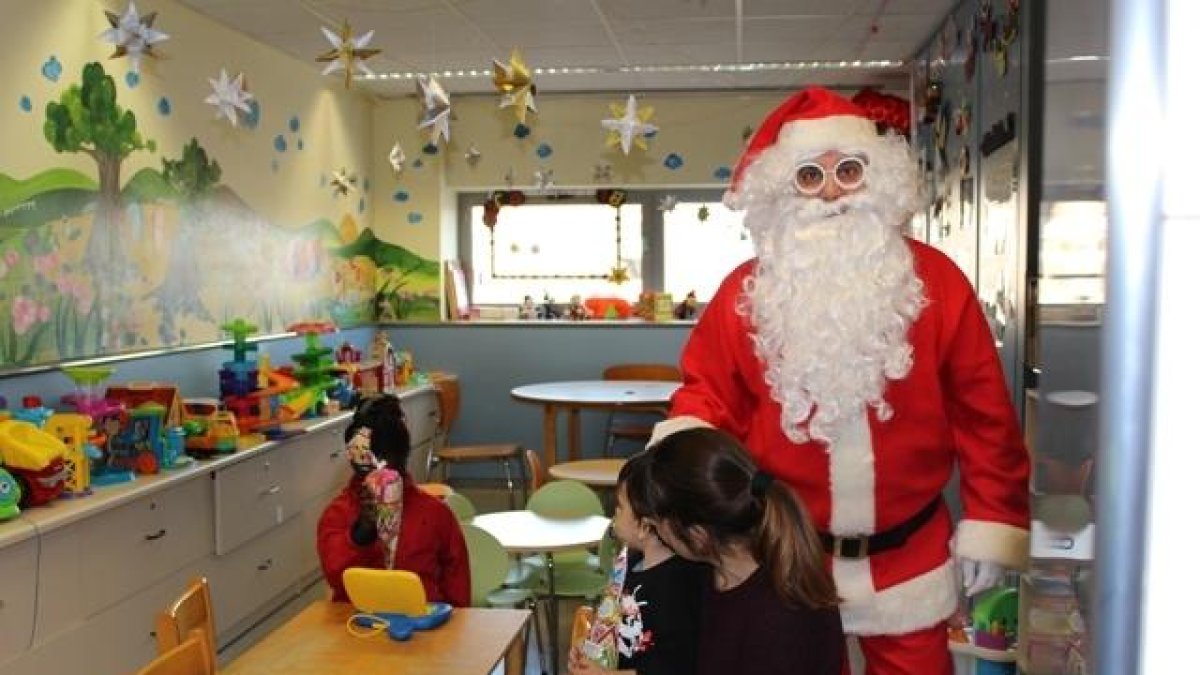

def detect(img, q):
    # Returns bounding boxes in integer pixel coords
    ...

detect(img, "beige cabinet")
[213,446,293,555]
[0,537,37,668]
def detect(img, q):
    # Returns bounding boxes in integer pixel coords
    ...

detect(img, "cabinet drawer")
[289,421,351,506]
[0,538,36,666]
[214,447,293,555]
[209,513,306,638]
[77,477,213,618]
[401,389,439,447]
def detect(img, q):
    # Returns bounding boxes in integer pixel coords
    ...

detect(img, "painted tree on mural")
[150,138,222,343]
[44,61,154,339]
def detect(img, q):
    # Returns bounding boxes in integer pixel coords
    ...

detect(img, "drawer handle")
[257,558,274,571]
[261,485,282,496]
[144,529,167,541]
[329,450,341,459]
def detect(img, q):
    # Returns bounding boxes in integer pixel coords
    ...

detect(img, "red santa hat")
[727,87,879,205]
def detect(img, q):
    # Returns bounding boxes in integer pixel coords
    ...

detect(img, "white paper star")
[601,95,658,155]
[593,163,613,182]
[416,75,452,145]
[99,1,169,75]
[204,69,253,127]
[657,195,679,212]
[534,169,555,191]
[316,21,381,89]
[464,144,482,167]
[388,142,406,175]
[330,168,358,196]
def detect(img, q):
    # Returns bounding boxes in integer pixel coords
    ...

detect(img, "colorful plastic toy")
[59,366,133,486]
[0,419,69,508]
[0,468,21,520]
[285,320,341,418]
[108,402,167,475]
[182,398,240,457]
[343,568,453,641]
[44,412,95,496]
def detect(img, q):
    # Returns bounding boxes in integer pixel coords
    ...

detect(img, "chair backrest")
[417,481,455,499]
[461,523,512,606]
[430,373,461,439]
[524,448,546,493]
[444,491,477,521]
[526,479,604,517]
[138,633,213,675]
[155,577,216,664]
[602,363,682,382]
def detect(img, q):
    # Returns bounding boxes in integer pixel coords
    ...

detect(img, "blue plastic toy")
[351,603,454,641]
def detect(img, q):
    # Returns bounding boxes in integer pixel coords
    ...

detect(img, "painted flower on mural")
[12,296,51,336]
[32,253,60,280]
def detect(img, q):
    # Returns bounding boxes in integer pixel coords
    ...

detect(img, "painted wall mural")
[0,60,381,366]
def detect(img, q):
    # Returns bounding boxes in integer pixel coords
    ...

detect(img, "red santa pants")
[843,621,954,675]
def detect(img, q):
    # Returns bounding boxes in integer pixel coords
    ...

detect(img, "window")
[1038,200,1106,305]
[458,189,749,308]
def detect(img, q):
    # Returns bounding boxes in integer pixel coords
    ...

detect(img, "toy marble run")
[284,320,342,419]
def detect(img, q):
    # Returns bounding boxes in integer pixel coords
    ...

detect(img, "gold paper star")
[492,49,537,124]
[609,266,630,284]
[315,20,381,89]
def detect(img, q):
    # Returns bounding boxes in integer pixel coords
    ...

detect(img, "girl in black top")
[569,475,707,675]
[620,427,845,675]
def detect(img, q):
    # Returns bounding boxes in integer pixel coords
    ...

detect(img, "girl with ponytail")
[621,427,844,675]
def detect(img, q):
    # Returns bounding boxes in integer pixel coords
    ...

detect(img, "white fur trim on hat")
[777,114,879,154]
[648,415,712,447]
[954,519,1030,570]
[836,558,958,636]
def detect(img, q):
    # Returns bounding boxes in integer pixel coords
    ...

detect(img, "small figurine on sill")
[674,291,698,320]
[633,291,656,321]
[566,295,591,321]
[519,295,538,320]
[538,293,561,320]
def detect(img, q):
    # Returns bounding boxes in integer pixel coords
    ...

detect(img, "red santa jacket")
[665,239,1029,636]
[317,473,471,607]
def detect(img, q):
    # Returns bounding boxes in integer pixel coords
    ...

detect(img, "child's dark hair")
[345,394,411,473]
[620,427,839,609]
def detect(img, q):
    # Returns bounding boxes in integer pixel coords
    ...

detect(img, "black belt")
[819,498,941,559]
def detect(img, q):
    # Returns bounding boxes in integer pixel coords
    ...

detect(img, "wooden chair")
[523,447,546,494]
[137,634,213,675]
[417,481,455,499]
[427,374,527,508]
[154,577,217,672]
[601,363,682,456]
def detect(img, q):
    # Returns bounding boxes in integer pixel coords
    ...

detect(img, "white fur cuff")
[648,415,713,447]
[954,520,1030,570]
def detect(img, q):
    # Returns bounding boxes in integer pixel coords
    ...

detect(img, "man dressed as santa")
[653,87,1030,674]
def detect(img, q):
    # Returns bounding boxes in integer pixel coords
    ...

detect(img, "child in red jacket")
[317,394,470,606]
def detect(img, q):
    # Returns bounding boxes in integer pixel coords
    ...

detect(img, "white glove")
[959,557,1005,597]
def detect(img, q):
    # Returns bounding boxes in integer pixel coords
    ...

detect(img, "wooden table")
[511,380,680,465]
[471,510,611,675]
[222,601,529,675]
[548,458,626,488]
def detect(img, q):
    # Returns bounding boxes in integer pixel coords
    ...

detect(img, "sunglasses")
[793,155,868,196]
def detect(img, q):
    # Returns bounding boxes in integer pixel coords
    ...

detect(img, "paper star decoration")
[492,50,537,124]
[315,20,381,89]
[330,168,358,196]
[534,169,555,191]
[99,1,169,75]
[601,95,658,155]
[416,75,452,146]
[593,163,613,182]
[657,195,679,212]
[204,69,253,127]
[609,266,630,284]
[388,142,406,175]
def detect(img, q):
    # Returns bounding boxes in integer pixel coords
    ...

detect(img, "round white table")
[511,380,680,465]
[548,458,626,488]
[471,510,611,675]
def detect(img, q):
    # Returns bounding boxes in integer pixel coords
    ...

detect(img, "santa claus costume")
[655,88,1030,675]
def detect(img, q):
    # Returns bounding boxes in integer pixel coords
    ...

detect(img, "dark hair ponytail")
[344,394,411,474]
[621,427,838,609]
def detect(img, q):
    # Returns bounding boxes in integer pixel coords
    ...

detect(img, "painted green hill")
[122,167,179,203]
[334,228,438,275]
[0,168,96,213]
[298,217,342,247]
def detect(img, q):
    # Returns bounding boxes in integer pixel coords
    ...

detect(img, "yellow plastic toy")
[44,413,93,496]
[343,568,427,617]
[0,420,67,471]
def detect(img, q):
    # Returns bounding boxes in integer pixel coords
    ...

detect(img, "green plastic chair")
[462,523,547,673]
[523,480,605,575]
[444,492,477,521]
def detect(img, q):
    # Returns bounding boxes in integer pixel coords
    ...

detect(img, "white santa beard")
[740,194,925,445]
